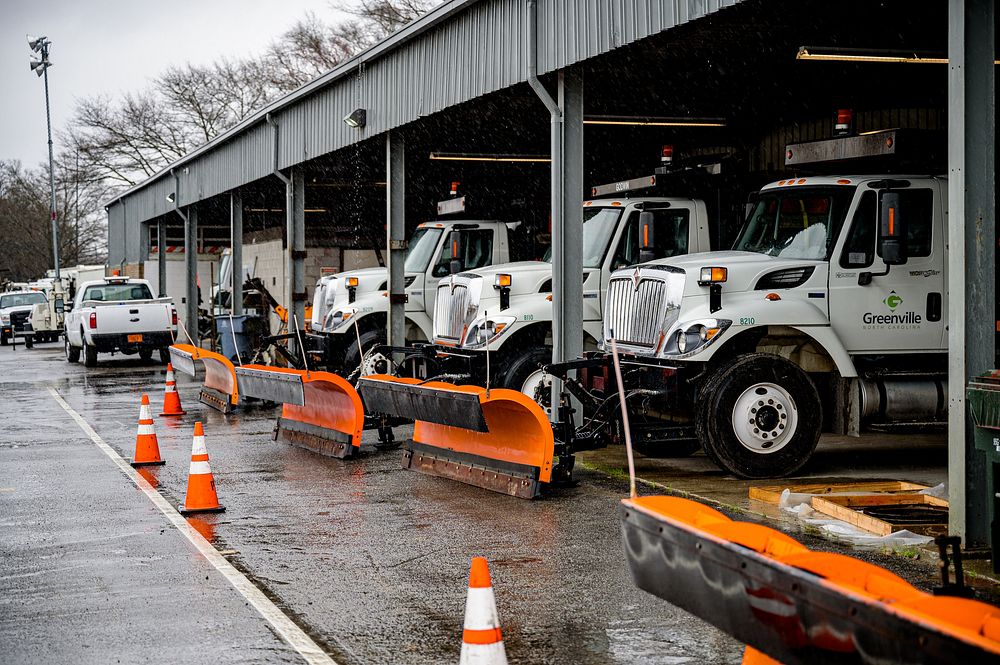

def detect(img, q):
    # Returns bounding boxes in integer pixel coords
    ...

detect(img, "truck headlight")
[663,319,731,357]
[0,315,8,325]
[325,308,355,331]
[463,315,516,349]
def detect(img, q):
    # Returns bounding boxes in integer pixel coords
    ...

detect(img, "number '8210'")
[738,317,756,326]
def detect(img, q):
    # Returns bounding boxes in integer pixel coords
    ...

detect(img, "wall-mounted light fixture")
[429,152,550,163]
[343,108,367,128]
[796,45,999,64]
[584,115,726,127]
[166,192,176,204]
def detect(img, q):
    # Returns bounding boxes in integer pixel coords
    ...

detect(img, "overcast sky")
[2,1,348,167]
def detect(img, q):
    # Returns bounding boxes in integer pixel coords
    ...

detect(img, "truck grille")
[435,283,470,340]
[10,311,30,332]
[605,276,670,348]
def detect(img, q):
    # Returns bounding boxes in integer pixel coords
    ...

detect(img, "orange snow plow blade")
[235,365,363,459]
[358,375,554,499]
[169,344,239,413]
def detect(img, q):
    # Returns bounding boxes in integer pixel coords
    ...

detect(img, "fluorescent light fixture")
[584,115,726,127]
[797,45,1000,64]
[247,208,328,213]
[343,108,366,128]
[429,152,551,163]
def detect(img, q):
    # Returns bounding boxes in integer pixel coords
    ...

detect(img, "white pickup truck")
[65,277,178,367]
[1,291,47,347]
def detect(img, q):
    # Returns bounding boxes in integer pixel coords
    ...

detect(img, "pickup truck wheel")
[65,336,80,363]
[159,348,171,364]
[697,353,820,479]
[139,348,153,362]
[497,347,551,404]
[83,340,98,367]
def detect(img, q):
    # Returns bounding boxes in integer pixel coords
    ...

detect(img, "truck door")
[828,184,945,353]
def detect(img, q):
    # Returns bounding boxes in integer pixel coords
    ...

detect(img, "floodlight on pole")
[27,34,61,291]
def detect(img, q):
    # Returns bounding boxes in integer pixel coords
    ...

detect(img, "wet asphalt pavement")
[0,342,742,664]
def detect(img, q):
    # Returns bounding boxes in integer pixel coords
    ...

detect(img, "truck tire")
[696,353,821,479]
[84,339,98,367]
[343,330,387,377]
[496,347,551,402]
[0,332,7,346]
[139,348,153,362]
[65,336,80,363]
[159,348,171,364]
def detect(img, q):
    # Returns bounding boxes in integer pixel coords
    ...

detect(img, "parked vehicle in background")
[1,291,47,347]
[24,280,67,344]
[64,276,178,367]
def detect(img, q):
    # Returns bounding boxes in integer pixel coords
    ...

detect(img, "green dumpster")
[966,371,1000,572]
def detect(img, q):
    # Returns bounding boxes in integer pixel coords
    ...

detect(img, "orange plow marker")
[620,495,1000,664]
[358,375,554,499]
[168,344,239,413]
[235,365,364,459]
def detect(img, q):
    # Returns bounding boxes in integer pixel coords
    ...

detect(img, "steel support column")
[231,192,243,316]
[948,0,995,546]
[184,206,199,344]
[291,167,306,343]
[386,132,406,355]
[551,69,585,410]
[157,218,167,297]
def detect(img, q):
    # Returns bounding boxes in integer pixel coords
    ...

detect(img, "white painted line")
[47,386,338,665]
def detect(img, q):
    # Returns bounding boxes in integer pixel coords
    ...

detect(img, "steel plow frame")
[169,344,239,413]
[358,375,554,499]
[235,365,364,459]
[619,495,1000,664]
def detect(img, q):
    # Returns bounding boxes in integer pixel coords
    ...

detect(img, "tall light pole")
[28,35,61,289]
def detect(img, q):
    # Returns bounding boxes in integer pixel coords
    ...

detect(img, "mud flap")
[169,344,239,413]
[358,375,554,499]
[236,365,363,459]
[620,496,1000,664]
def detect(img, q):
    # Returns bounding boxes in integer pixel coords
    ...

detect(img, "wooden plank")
[810,494,948,536]
[749,481,930,504]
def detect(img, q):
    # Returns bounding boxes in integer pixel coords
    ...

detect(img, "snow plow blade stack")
[358,375,554,499]
[235,365,363,459]
[168,344,239,413]
[620,495,1000,664]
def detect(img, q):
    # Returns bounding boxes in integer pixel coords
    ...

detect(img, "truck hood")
[644,251,826,295]
[463,261,553,296]
[0,305,35,316]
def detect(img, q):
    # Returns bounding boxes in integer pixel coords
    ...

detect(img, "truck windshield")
[733,186,855,260]
[83,283,153,301]
[543,207,622,268]
[0,293,46,308]
[404,228,443,273]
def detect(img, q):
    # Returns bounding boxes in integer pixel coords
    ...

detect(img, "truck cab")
[0,291,48,347]
[425,187,713,396]
[599,171,948,478]
[310,216,518,375]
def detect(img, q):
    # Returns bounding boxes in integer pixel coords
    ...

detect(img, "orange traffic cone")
[160,363,186,416]
[459,557,508,665]
[131,394,165,467]
[179,422,225,515]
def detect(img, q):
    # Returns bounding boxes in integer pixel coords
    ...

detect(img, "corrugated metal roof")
[110,0,740,228]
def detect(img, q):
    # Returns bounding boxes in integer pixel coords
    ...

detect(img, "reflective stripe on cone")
[459,557,507,665]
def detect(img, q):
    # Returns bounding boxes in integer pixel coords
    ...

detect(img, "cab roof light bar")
[584,115,726,127]
[429,152,550,163]
[797,45,1000,65]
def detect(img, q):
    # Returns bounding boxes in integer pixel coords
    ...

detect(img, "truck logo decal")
[631,268,642,291]
[883,291,903,312]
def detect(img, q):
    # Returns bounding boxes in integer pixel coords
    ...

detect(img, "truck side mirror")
[448,230,463,275]
[55,298,65,314]
[879,192,907,265]
[638,211,655,264]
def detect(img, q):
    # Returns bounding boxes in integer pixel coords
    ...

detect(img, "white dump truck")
[408,174,715,397]
[551,150,948,477]
[307,193,542,375]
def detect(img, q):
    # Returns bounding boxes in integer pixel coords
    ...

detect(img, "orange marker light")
[888,207,895,236]
[765,293,782,301]
[699,267,728,284]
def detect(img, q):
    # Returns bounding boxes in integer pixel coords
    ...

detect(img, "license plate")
[127,334,143,343]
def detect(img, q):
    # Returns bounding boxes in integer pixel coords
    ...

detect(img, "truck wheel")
[159,348,171,364]
[84,340,98,367]
[65,336,80,363]
[497,347,551,402]
[343,330,387,376]
[0,333,7,346]
[139,348,153,362]
[696,353,821,479]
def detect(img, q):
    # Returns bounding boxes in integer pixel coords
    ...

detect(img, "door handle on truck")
[129,309,139,314]
[926,292,942,322]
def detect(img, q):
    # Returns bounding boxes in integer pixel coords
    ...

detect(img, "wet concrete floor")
[0,343,743,664]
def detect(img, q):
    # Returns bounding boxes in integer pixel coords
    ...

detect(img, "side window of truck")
[841,189,933,268]
[431,230,494,277]
[611,209,690,270]
[890,189,933,259]
[839,191,877,268]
